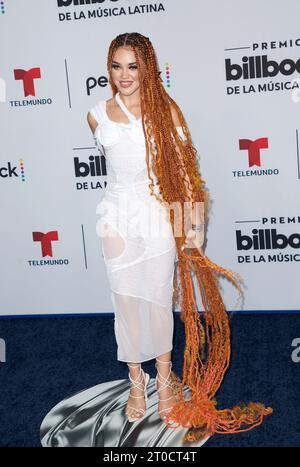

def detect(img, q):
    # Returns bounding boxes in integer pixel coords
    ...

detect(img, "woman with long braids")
[87,32,272,443]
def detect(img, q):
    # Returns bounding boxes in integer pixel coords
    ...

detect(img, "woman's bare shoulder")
[86,110,98,134]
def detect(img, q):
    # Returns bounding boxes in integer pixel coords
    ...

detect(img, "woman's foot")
[125,363,148,422]
[155,358,177,421]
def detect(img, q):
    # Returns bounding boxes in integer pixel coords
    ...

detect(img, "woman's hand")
[181,228,205,256]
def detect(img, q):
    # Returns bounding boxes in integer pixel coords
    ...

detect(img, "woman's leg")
[125,362,147,420]
[155,350,177,420]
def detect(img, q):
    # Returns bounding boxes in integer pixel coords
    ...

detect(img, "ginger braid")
[106,33,273,443]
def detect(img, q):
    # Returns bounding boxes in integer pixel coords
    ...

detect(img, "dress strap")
[115,92,141,123]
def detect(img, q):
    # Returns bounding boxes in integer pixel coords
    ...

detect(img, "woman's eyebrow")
[112,60,137,65]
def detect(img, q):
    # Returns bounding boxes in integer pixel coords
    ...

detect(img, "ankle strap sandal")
[126,363,150,423]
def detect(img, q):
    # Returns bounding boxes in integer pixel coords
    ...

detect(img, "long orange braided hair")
[107,32,272,443]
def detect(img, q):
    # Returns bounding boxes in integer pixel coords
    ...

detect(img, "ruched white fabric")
[90,92,186,363]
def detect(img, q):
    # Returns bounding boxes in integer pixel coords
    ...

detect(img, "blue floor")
[0,312,299,447]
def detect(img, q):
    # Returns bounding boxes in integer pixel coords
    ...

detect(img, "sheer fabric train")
[90,92,186,363]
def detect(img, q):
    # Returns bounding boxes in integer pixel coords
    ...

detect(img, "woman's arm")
[170,105,205,252]
[87,111,98,134]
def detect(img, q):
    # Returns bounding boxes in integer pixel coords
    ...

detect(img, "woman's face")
[111,46,144,96]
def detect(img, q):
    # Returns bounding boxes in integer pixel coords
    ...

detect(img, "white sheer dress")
[90,92,185,363]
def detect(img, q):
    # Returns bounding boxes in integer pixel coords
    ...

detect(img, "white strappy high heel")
[125,363,150,423]
[155,358,176,422]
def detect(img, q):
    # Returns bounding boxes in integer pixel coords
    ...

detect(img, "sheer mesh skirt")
[96,189,177,363]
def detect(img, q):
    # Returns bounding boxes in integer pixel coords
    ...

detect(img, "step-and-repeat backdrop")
[1,0,299,315]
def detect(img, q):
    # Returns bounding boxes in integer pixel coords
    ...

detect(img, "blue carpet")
[0,312,299,447]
